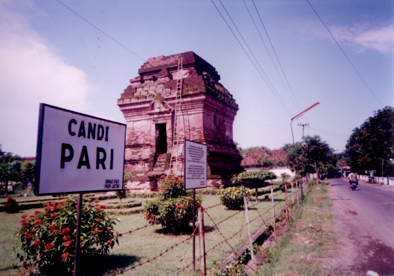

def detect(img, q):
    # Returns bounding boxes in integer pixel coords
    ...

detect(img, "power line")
[305,0,383,107]
[57,0,145,61]
[250,0,302,112]
[210,0,293,115]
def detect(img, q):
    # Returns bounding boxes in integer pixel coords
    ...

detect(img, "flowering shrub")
[158,174,187,199]
[14,196,119,273]
[218,185,250,210]
[142,174,201,234]
[4,196,19,213]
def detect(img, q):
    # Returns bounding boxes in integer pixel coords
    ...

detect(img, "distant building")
[241,149,294,180]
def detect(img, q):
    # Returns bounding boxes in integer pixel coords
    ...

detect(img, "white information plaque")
[35,104,126,195]
[184,140,207,190]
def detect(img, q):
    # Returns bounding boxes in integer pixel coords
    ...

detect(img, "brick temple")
[117,52,243,191]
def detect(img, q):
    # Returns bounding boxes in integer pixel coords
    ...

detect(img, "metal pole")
[193,189,196,271]
[291,120,303,200]
[73,193,83,276]
[271,187,277,241]
[243,195,255,265]
[382,158,384,177]
[198,207,206,276]
[285,185,289,225]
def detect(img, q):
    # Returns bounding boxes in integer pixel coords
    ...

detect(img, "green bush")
[142,174,201,234]
[14,196,120,273]
[4,196,19,213]
[218,185,250,210]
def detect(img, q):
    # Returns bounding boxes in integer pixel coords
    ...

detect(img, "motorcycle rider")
[348,170,358,188]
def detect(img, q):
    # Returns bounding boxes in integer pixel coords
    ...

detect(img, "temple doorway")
[155,124,167,154]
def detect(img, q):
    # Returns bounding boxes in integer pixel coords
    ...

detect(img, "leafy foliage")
[345,106,394,176]
[142,174,201,234]
[218,185,250,210]
[232,169,277,183]
[4,196,19,213]
[14,196,119,273]
[283,135,336,179]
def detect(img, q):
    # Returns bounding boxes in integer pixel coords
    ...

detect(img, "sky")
[0,0,393,157]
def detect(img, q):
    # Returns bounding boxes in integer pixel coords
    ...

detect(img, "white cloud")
[299,19,394,54]
[352,26,394,53]
[0,4,93,156]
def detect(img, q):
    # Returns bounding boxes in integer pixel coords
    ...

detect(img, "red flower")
[39,253,44,258]
[59,201,66,206]
[23,234,31,239]
[159,175,165,179]
[34,219,42,225]
[53,229,59,234]
[100,205,107,209]
[169,180,174,184]
[52,205,59,210]
[31,240,41,246]
[51,202,56,206]
[34,210,41,215]
[48,225,56,230]
[64,240,72,247]
[45,243,53,250]
[93,228,100,234]
[7,196,12,200]
[50,213,58,218]
[62,252,69,259]
[30,228,35,233]
[44,206,51,211]
[29,215,35,219]
[47,200,51,204]
[96,207,101,211]
[62,227,70,234]
[22,261,26,266]
[108,241,112,245]
[21,219,27,224]
[94,199,99,203]
[96,218,102,222]
[62,235,71,241]
[21,214,28,219]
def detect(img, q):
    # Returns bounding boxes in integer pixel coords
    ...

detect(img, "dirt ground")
[329,183,394,276]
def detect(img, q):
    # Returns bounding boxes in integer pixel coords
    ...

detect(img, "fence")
[102,181,309,276]
[358,175,394,186]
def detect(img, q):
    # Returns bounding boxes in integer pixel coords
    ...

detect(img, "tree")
[302,136,333,179]
[283,135,334,179]
[345,106,394,176]
[21,161,35,188]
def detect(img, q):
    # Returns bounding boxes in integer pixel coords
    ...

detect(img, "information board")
[184,140,207,190]
[35,104,126,195]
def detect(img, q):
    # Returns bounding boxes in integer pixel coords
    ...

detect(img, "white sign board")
[184,140,207,190]
[35,104,126,195]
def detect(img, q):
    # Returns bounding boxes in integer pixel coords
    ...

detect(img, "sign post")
[35,103,126,275]
[184,140,207,271]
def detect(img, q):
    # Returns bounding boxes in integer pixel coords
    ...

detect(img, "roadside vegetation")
[257,181,339,276]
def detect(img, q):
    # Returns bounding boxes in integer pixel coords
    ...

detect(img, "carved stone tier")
[117,52,243,191]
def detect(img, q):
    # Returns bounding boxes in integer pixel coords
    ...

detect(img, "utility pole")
[298,123,309,139]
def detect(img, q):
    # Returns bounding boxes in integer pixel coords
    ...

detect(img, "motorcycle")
[349,180,358,190]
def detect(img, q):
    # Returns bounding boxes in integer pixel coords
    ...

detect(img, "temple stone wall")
[118,52,243,191]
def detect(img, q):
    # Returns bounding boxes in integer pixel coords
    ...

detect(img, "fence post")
[243,195,255,266]
[291,183,294,204]
[285,185,289,225]
[271,187,277,241]
[198,207,206,276]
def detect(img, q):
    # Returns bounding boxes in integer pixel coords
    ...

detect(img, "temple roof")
[138,51,220,81]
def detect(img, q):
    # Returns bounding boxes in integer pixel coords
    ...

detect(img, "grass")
[0,186,293,276]
[257,182,338,276]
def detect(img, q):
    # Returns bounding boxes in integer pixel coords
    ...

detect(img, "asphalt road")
[327,177,394,275]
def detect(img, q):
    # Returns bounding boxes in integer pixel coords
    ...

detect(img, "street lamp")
[290,102,320,199]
